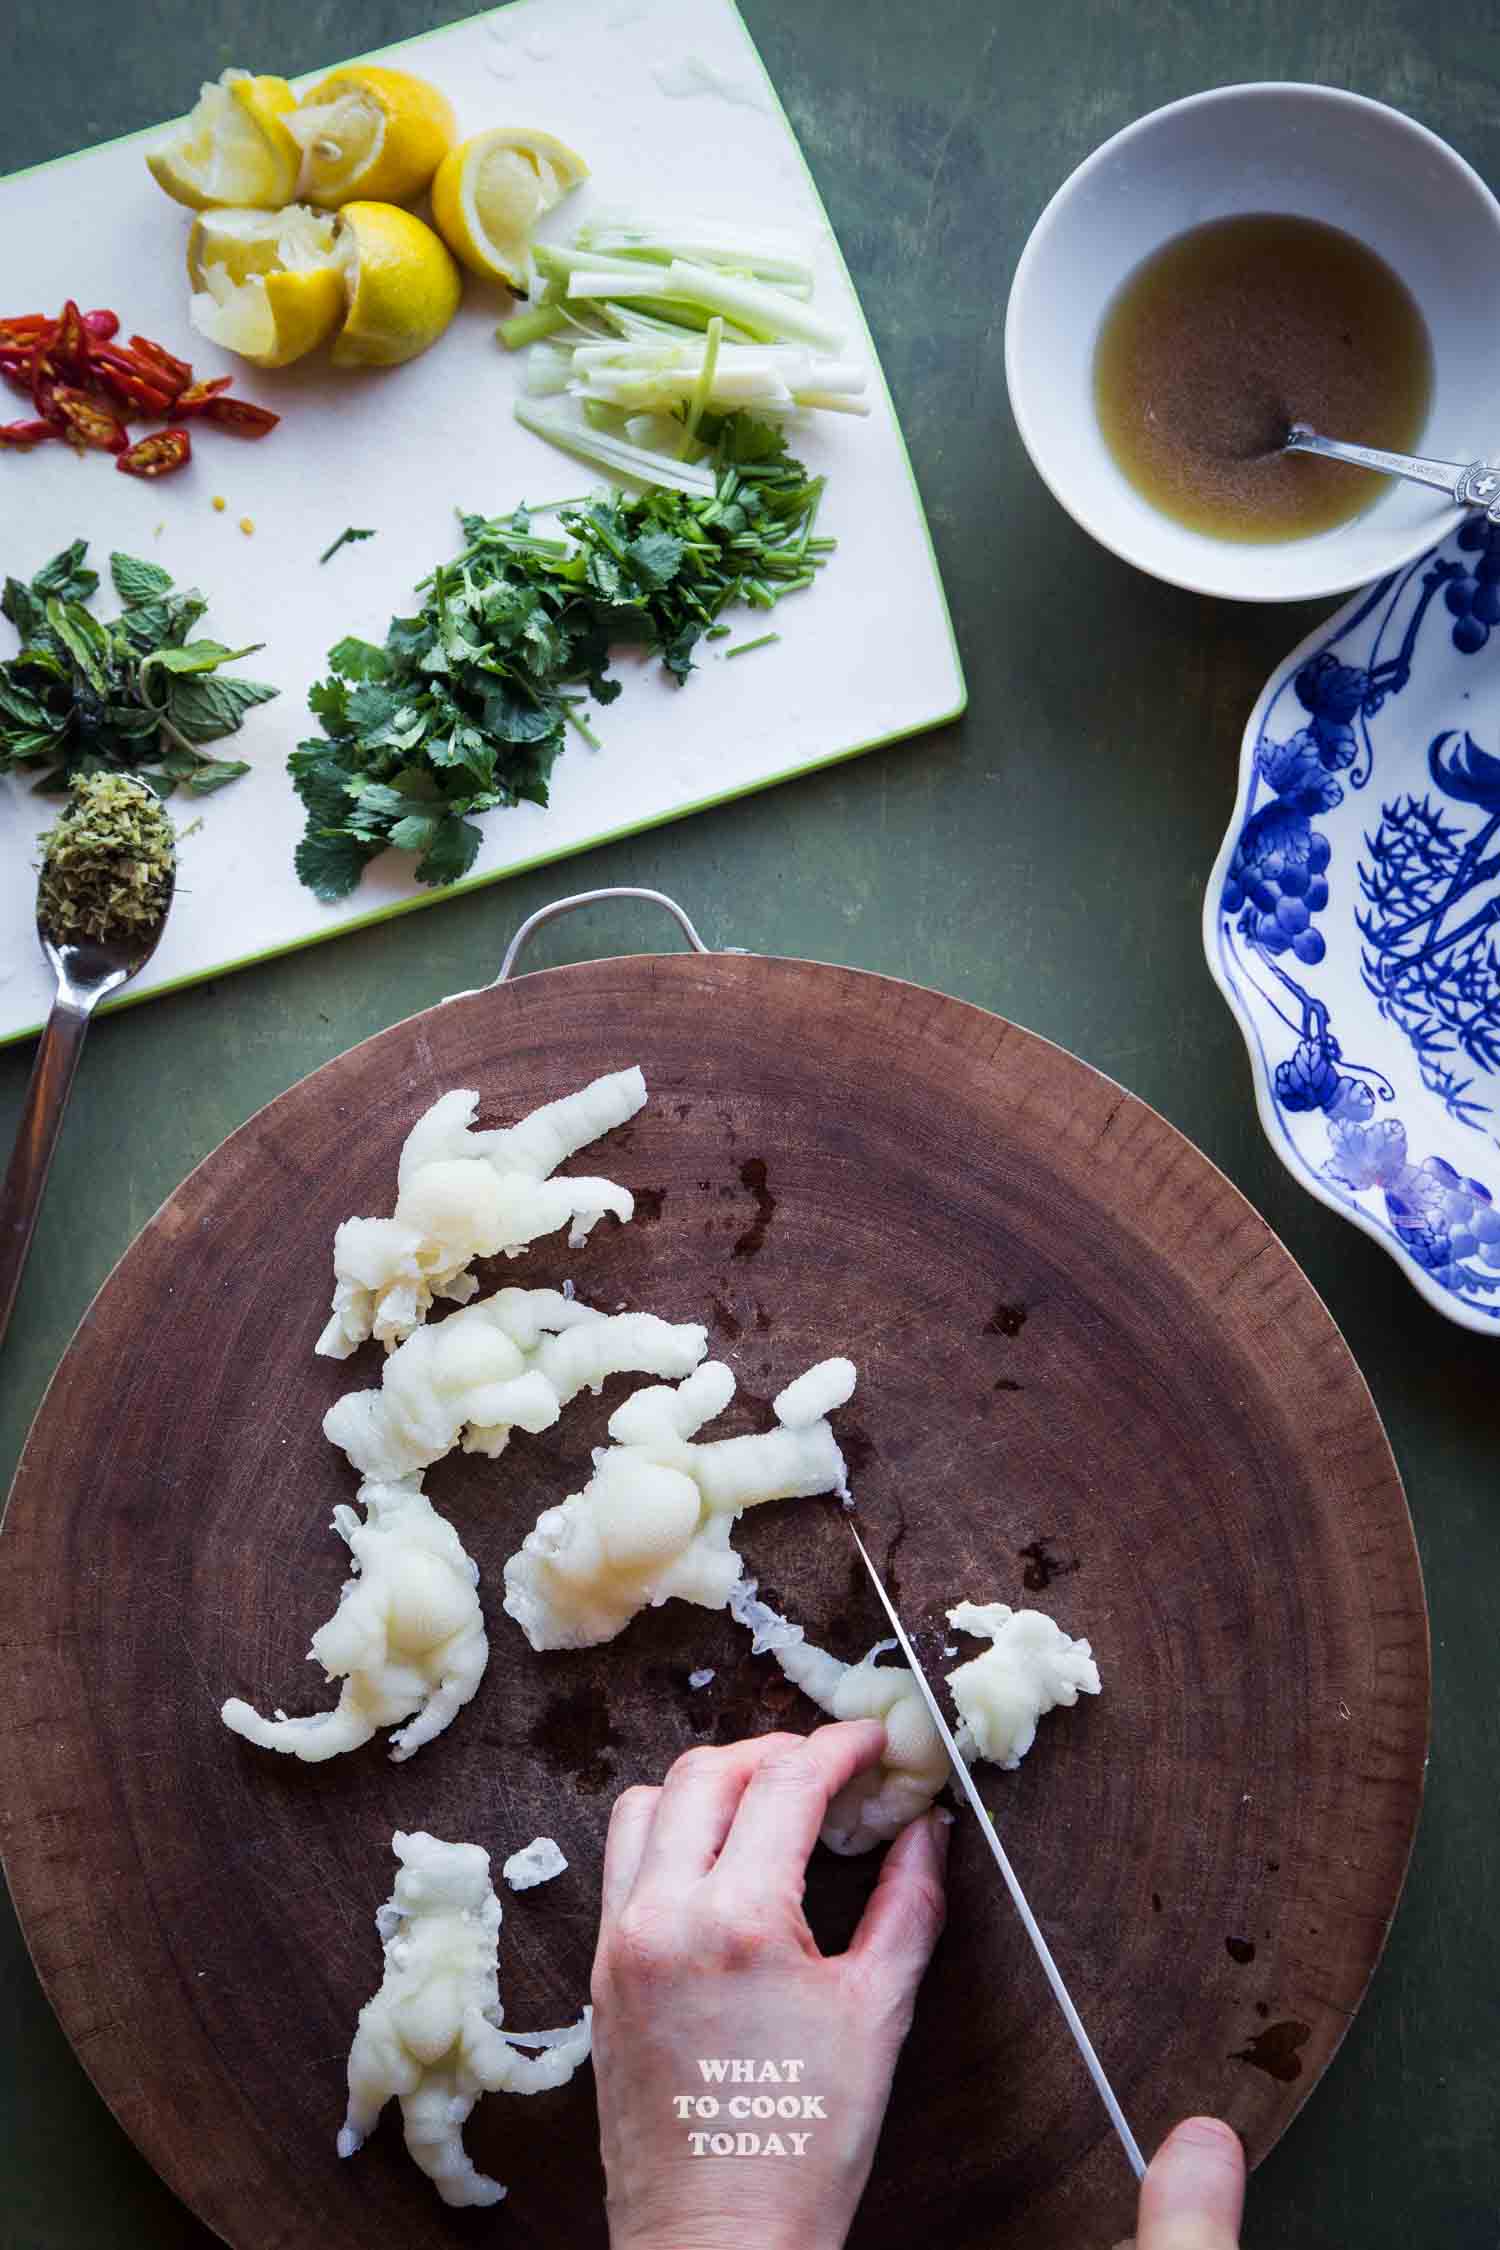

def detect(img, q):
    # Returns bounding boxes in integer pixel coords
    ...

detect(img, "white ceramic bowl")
[1006,83,1500,602]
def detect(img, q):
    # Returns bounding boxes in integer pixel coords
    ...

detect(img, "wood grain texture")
[0,954,1428,2249]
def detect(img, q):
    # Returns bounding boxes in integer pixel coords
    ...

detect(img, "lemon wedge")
[286,64,457,208]
[146,70,301,211]
[188,206,344,368]
[331,202,463,366]
[430,128,589,287]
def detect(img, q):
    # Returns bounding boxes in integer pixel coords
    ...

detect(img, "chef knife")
[845,1522,1146,2181]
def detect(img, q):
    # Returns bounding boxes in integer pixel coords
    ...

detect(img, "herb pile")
[36,772,176,945]
[290,413,833,900]
[0,541,278,797]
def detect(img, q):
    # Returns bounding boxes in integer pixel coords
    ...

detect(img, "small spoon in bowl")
[0,881,174,1353]
[1284,424,1500,521]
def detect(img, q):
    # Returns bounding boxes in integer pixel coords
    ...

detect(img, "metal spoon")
[0,885,173,1353]
[1285,424,1500,521]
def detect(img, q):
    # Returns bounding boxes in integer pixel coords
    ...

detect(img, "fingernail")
[1142,2114,1246,2244]
[1172,2117,1243,2155]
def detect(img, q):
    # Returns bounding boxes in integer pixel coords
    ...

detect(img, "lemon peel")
[332,202,463,368]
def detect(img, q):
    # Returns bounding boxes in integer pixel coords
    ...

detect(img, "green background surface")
[1,3,1496,2244]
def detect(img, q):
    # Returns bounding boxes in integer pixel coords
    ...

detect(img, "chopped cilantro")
[291,412,834,897]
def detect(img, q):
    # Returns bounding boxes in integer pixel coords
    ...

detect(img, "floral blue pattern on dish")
[1209,518,1500,1327]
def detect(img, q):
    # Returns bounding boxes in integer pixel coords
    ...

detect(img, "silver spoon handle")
[0,996,95,1355]
[1285,423,1500,514]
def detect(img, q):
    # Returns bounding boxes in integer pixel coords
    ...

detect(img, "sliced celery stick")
[514,398,716,496]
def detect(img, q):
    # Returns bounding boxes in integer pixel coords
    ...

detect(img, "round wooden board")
[0,953,1428,2249]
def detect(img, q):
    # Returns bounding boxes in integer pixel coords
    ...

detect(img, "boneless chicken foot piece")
[502,1355,858,1651]
[339,1830,591,2208]
[220,1479,488,1763]
[317,1067,648,1358]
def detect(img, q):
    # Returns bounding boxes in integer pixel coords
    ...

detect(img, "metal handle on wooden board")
[444,888,720,1002]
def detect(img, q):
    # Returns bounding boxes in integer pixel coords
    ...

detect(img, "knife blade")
[845,1522,1146,2181]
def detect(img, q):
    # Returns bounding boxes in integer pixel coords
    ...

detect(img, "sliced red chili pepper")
[29,345,63,427]
[172,376,234,415]
[49,301,91,381]
[0,418,62,448]
[90,345,176,417]
[127,333,193,399]
[82,308,120,342]
[0,314,52,351]
[116,426,192,478]
[51,385,129,453]
[197,394,280,437]
[29,301,91,424]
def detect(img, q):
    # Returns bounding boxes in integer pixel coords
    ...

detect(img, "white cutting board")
[0,0,963,1047]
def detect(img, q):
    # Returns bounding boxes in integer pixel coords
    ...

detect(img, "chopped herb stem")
[724,632,780,659]
[497,304,569,351]
[319,526,376,564]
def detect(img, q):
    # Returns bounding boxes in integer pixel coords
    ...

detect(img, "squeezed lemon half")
[332,202,463,366]
[430,127,589,287]
[147,70,301,211]
[188,205,345,368]
[286,64,457,208]
[187,199,462,370]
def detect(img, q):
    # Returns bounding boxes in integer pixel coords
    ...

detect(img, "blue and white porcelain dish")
[1206,519,1500,1331]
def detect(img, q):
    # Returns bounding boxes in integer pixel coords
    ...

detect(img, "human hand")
[1129,2116,1246,2249]
[590,1722,950,2250]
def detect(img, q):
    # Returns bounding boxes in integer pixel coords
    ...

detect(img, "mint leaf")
[101,701,160,741]
[118,591,208,655]
[45,598,111,688]
[2,577,44,643]
[32,541,100,604]
[186,756,251,795]
[110,552,174,604]
[148,639,264,676]
[0,678,56,732]
[165,672,278,745]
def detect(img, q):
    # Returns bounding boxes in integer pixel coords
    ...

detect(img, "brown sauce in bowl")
[1093,213,1433,542]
